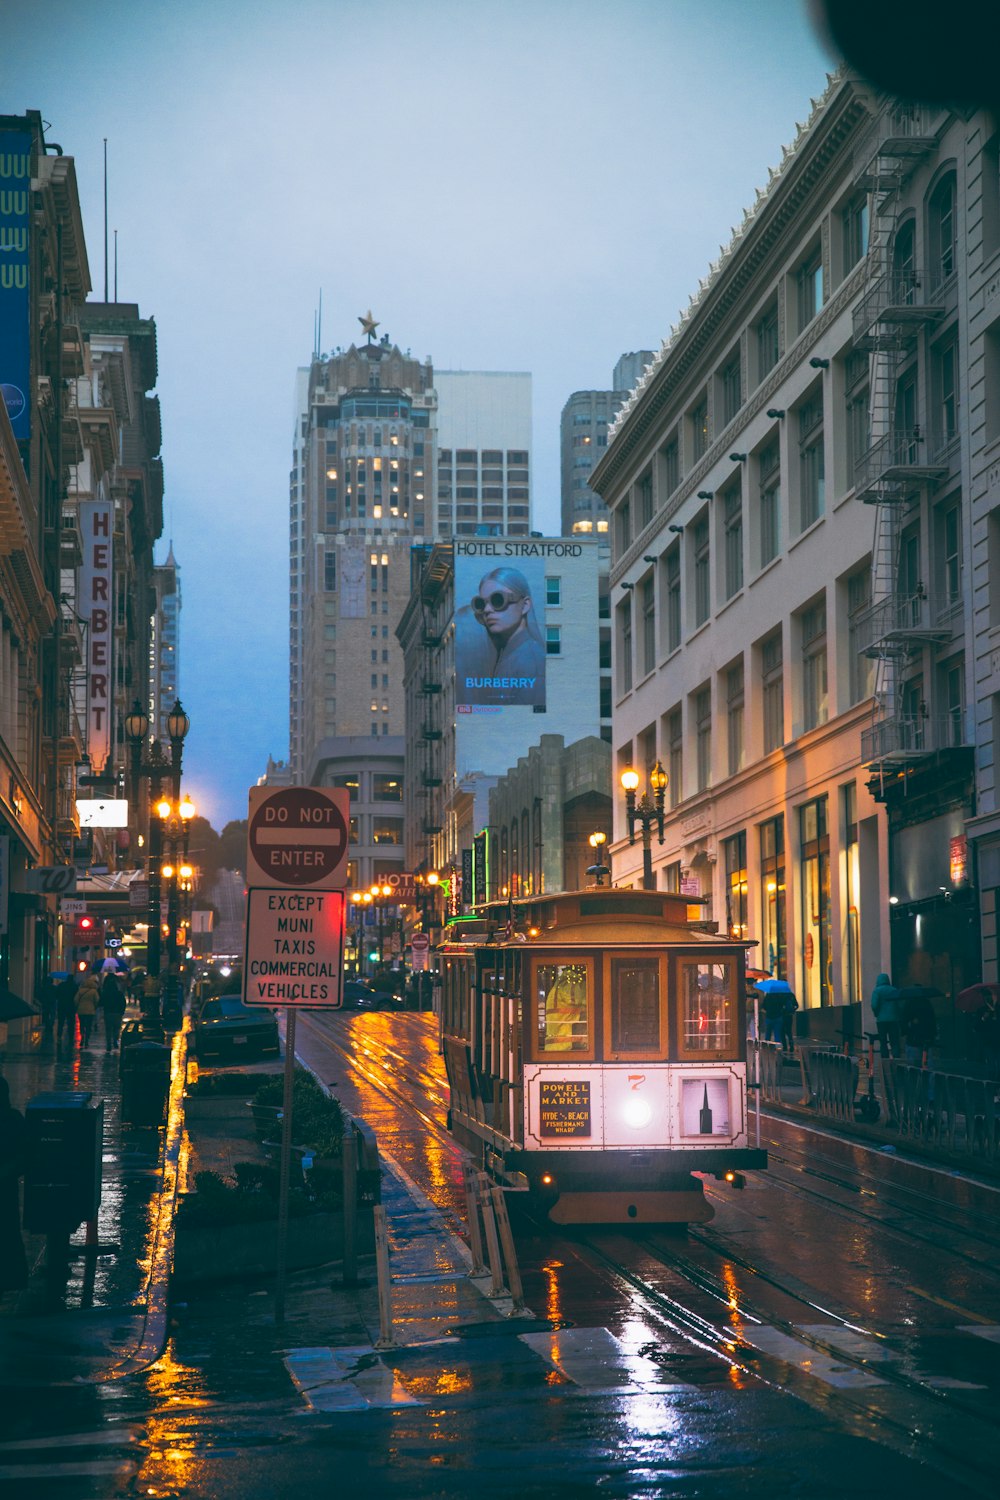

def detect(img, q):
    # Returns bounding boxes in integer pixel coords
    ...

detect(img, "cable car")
[439,886,766,1224]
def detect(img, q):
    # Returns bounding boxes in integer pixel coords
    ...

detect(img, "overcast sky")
[3,1,836,829]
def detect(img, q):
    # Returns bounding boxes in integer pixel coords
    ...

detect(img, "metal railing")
[861,713,965,763]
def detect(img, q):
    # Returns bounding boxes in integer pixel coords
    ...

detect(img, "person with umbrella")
[755,977,796,1048]
[100,965,127,1053]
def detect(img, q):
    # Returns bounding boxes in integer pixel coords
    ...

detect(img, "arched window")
[891,218,916,303]
[928,172,957,291]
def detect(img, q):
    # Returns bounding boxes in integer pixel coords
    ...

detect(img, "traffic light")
[72,915,105,947]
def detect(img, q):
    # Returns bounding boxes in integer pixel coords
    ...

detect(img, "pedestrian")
[56,974,77,1043]
[38,971,60,1033]
[419,969,433,1012]
[901,988,937,1069]
[100,969,127,1053]
[761,988,786,1045]
[780,988,799,1054]
[0,1077,28,1301]
[870,972,902,1059]
[74,972,100,1049]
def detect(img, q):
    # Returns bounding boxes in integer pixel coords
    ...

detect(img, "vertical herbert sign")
[79,500,114,773]
[244,786,351,1009]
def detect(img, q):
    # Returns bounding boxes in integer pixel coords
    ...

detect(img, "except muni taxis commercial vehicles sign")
[246,786,349,890]
[243,888,346,1009]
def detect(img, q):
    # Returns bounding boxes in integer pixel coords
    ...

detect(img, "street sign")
[411,931,430,972]
[24,866,77,895]
[129,881,149,910]
[243,887,346,1008]
[60,898,86,917]
[411,933,430,951]
[246,786,350,890]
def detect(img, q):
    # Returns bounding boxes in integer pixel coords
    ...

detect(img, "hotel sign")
[79,500,114,772]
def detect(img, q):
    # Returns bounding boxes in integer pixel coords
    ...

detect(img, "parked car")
[192,997,280,1062]
[341,979,398,1011]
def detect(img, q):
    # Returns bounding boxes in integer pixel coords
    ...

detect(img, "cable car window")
[535,961,592,1056]
[678,961,733,1055]
[609,957,661,1054]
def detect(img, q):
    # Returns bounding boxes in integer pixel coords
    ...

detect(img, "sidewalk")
[0,1013,185,1386]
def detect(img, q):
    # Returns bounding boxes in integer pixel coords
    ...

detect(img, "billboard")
[454,544,546,708]
[0,130,32,442]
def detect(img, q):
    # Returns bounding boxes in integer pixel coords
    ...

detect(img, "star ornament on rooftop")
[359,309,379,341]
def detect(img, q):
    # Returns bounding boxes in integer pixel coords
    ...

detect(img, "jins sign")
[80,500,113,771]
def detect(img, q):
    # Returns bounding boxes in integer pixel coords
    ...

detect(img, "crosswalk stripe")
[518,1327,693,1392]
[0,1458,136,1479]
[739,1326,887,1388]
[959,1323,1000,1344]
[0,1428,141,1452]
[284,1346,424,1411]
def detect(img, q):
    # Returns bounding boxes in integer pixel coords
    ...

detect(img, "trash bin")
[23,1092,104,1234]
[121,1039,171,1126]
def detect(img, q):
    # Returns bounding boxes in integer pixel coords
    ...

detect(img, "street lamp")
[587,831,610,887]
[369,882,394,969]
[620,760,668,891]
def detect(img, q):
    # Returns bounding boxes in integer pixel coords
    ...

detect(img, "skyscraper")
[560,351,653,536]
[150,543,180,740]
[433,370,532,538]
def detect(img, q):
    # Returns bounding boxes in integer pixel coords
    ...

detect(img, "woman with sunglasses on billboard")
[457,566,546,706]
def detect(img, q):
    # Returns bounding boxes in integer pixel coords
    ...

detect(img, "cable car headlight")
[623,1096,652,1129]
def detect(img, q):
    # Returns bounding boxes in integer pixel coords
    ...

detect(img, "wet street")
[2,1011,1000,1496]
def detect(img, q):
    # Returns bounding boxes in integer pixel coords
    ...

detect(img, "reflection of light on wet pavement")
[541,1258,564,1325]
[136,1342,213,1496]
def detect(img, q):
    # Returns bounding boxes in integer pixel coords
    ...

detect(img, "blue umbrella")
[754,978,793,996]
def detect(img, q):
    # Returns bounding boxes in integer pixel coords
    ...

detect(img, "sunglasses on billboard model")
[472,591,524,612]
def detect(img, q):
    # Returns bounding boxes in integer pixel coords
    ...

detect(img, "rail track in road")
[289,1010,1000,1493]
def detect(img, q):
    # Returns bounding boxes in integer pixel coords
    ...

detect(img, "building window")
[939,499,963,610]
[546,626,562,656]
[726,660,745,776]
[690,397,709,462]
[694,686,712,792]
[373,774,402,801]
[935,338,959,453]
[759,440,780,566]
[662,436,680,495]
[796,247,824,331]
[929,171,957,291]
[637,471,654,529]
[798,393,825,529]
[842,192,869,273]
[724,831,748,940]
[800,599,828,731]
[720,354,742,427]
[666,543,681,653]
[332,773,359,802]
[723,481,743,600]
[641,576,656,676]
[942,656,965,745]
[847,567,875,704]
[618,597,632,695]
[693,516,710,628]
[759,816,786,979]
[617,497,632,558]
[545,576,561,606]
[844,348,870,485]
[799,797,831,1009]
[668,707,683,808]
[373,818,403,845]
[324,552,337,591]
[756,301,779,382]
[761,630,784,753]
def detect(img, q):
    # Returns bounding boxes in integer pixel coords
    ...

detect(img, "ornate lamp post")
[587,831,610,887]
[124,697,191,1030]
[369,882,394,968]
[620,760,668,891]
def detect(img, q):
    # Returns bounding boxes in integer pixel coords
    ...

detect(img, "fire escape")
[415,548,449,867]
[849,102,957,777]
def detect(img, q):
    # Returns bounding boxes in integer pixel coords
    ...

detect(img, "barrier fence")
[751,1040,1000,1164]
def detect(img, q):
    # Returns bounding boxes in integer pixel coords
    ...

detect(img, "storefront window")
[724,831,748,940]
[799,797,832,1007]
[759,817,786,978]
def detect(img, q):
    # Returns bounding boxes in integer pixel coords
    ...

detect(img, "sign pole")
[274,1007,297,1323]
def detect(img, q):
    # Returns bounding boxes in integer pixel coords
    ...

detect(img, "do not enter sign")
[247,786,350,889]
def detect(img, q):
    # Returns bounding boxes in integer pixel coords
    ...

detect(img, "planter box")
[172,1206,374,1286]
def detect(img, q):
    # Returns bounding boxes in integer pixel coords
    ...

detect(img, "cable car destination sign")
[244,786,350,1009]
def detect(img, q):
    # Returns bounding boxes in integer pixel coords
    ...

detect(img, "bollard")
[373,1205,395,1348]
[341,1130,358,1287]
[464,1164,486,1274]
